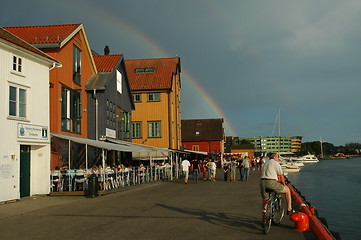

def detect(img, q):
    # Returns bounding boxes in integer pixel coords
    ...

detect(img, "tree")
[300,141,335,156]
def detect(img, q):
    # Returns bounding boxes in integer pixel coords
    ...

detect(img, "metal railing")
[50,165,174,192]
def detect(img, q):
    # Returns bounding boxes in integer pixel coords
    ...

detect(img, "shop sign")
[18,123,48,141]
[106,128,116,138]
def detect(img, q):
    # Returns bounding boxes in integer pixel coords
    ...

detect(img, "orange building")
[5,24,97,168]
[125,57,182,150]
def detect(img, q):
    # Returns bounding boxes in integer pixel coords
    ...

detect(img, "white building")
[0,28,61,202]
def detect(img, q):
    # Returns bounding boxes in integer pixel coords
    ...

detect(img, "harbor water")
[286,157,361,240]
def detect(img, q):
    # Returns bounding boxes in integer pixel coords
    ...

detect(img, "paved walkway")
[0,169,317,240]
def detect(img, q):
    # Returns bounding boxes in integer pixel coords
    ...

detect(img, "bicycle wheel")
[273,194,285,225]
[262,203,272,234]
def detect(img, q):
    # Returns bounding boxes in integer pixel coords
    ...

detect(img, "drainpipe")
[93,89,98,140]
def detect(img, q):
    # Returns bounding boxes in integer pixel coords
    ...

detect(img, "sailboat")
[274,109,302,173]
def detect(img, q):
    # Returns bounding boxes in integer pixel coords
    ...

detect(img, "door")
[20,145,31,198]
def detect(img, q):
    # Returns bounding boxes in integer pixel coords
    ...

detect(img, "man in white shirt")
[181,158,191,184]
[260,153,294,214]
[209,160,217,181]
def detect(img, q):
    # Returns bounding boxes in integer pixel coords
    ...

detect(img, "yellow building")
[125,57,181,150]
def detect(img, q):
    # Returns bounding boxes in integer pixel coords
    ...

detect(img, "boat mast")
[278,108,281,154]
[320,136,324,158]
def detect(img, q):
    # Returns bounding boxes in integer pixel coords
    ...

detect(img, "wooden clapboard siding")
[126,57,181,150]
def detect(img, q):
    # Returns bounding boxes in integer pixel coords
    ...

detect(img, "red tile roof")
[182,118,225,141]
[125,57,180,90]
[3,24,81,45]
[0,27,59,63]
[93,54,122,72]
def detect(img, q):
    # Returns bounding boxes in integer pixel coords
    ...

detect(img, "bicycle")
[262,189,285,234]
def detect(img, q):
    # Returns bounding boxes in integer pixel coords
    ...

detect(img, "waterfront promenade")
[0,170,317,240]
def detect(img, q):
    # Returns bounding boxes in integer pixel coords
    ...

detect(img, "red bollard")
[309,206,317,215]
[290,212,310,231]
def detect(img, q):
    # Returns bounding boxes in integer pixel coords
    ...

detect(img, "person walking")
[223,162,229,181]
[238,157,244,181]
[181,158,191,184]
[241,156,251,181]
[191,159,201,183]
[229,158,237,181]
[209,160,217,181]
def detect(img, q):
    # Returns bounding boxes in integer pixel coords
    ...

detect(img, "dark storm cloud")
[2,0,361,145]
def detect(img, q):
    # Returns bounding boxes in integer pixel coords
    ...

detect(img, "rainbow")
[54,0,238,136]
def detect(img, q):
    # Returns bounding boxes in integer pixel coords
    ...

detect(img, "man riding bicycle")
[260,153,295,215]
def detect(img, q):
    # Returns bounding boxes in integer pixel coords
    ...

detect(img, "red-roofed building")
[125,57,182,150]
[86,50,135,141]
[0,27,61,202]
[181,118,225,157]
[5,24,97,169]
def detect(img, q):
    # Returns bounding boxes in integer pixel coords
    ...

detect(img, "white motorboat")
[284,166,301,173]
[280,161,301,173]
[279,152,304,167]
[294,154,319,163]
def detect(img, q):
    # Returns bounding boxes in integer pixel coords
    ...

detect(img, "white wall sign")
[106,128,116,138]
[0,164,12,179]
[18,123,48,141]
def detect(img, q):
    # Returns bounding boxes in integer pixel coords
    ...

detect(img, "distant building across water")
[227,136,302,156]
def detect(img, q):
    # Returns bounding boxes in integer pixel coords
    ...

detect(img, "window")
[148,121,161,138]
[73,45,81,85]
[144,67,154,73]
[107,100,116,129]
[147,92,160,102]
[116,70,122,94]
[9,86,26,118]
[192,145,199,151]
[19,89,26,117]
[195,131,200,136]
[12,56,22,73]
[132,122,142,139]
[135,67,154,73]
[61,86,81,133]
[133,93,141,103]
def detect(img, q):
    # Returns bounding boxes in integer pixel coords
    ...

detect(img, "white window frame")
[132,122,142,139]
[133,93,141,103]
[12,55,22,72]
[148,121,161,138]
[147,92,160,102]
[116,70,122,94]
[8,85,27,119]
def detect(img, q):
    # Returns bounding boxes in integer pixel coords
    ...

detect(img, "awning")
[183,149,208,155]
[51,133,170,153]
[105,137,171,154]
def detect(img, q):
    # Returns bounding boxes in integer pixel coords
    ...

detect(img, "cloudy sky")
[2,0,361,145]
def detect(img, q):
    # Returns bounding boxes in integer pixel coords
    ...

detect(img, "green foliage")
[300,141,361,156]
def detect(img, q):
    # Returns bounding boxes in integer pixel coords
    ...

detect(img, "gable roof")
[86,54,122,90]
[182,118,224,142]
[125,57,180,91]
[4,23,96,74]
[93,54,122,72]
[0,27,60,64]
[3,24,81,48]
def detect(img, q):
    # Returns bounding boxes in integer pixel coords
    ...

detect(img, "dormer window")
[195,131,200,136]
[135,67,154,73]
